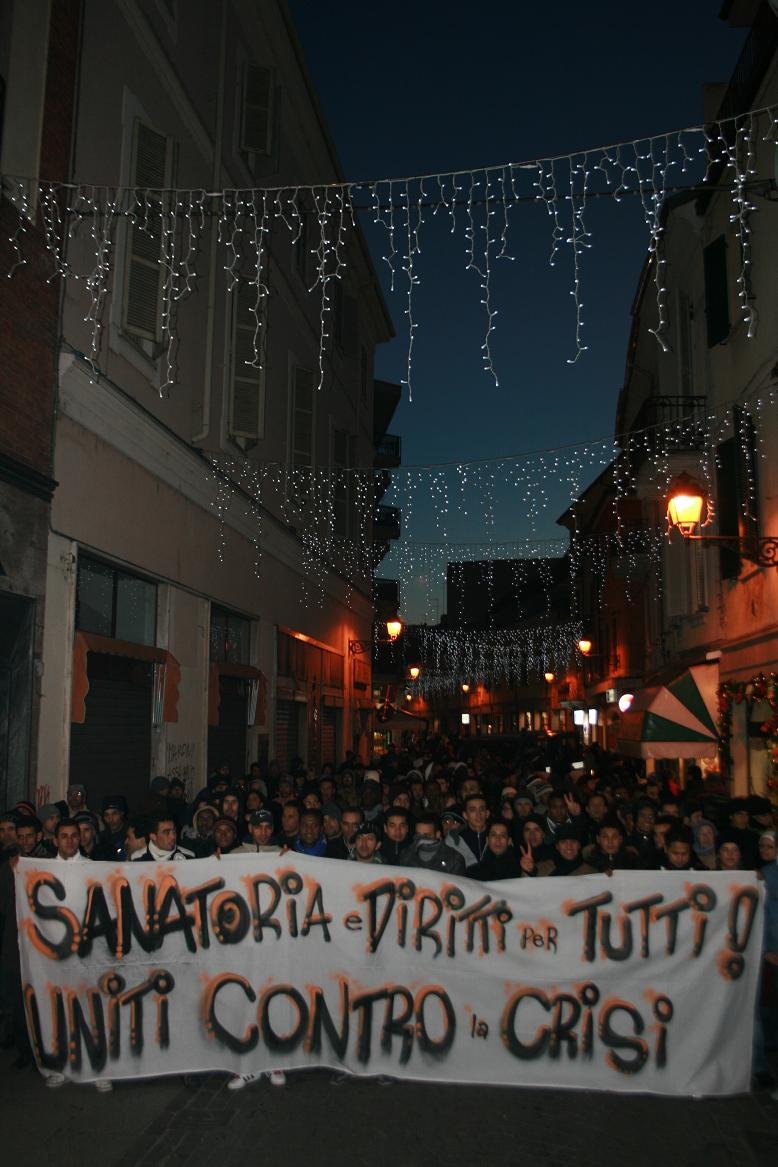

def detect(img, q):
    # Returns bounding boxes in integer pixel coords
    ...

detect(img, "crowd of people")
[1,732,776,1094]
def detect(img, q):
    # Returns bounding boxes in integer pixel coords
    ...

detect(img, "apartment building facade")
[2,0,396,808]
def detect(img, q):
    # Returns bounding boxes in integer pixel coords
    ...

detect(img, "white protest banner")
[15,855,763,1095]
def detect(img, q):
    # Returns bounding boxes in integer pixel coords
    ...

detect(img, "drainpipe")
[193,0,228,443]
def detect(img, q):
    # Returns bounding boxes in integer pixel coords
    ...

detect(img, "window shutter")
[292,368,314,467]
[123,121,170,342]
[703,235,730,348]
[241,64,274,155]
[716,436,740,579]
[229,283,265,440]
[677,292,693,395]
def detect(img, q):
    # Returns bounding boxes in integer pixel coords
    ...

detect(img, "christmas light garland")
[4,104,777,399]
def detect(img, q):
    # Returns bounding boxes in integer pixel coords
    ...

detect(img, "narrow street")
[3,1049,776,1167]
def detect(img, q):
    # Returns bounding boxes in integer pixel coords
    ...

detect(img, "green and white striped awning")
[616,662,719,759]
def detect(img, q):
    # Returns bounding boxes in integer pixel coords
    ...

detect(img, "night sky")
[288,1,746,619]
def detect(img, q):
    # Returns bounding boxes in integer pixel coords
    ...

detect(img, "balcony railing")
[620,395,707,464]
[373,505,401,541]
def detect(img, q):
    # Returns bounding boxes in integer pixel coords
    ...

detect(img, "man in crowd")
[125,815,150,859]
[447,794,490,868]
[53,819,88,863]
[75,811,100,859]
[340,808,364,853]
[294,808,328,857]
[322,803,349,858]
[470,820,521,880]
[350,821,382,864]
[233,809,281,855]
[97,795,129,860]
[382,808,412,865]
[400,813,466,874]
[135,813,190,861]
[38,804,60,854]
[14,816,48,858]
[279,800,302,847]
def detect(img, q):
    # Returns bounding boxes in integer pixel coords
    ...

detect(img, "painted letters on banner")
[14,856,763,1095]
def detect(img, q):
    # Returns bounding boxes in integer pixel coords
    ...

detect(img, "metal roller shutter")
[68,653,152,813]
[321,706,337,767]
[207,675,248,781]
[274,699,299,774]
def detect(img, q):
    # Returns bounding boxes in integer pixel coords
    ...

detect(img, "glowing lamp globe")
[667,474,706,537]
[385,618,403,641]
[577,638,592,656]
[461,683,470,694]
[544,671,555,684]
[409,665,420,680]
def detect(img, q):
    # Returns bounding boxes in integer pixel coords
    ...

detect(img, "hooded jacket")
[399,836,466,875]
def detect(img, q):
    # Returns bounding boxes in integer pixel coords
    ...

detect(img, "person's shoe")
[227,1072,259,1091]
[268,1070,286,1086]
[94,1079,113,1093]
[45,1072,67,1089]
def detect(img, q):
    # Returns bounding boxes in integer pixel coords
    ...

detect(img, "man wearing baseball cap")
[233,809,282,855]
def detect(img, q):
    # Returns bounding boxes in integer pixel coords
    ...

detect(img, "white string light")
[5,104,777,401]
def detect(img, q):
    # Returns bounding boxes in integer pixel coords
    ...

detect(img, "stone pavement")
[2,1048,777,1167]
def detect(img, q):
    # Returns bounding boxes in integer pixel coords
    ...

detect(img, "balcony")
[619,396,706,468]
[374,577,400,608]
[374,433,402,469]
[373,504,401,542]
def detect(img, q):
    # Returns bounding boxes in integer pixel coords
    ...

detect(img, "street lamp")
[544,671,555,684]
[408,665,421,680]
[349,616,405,656]
[577,639,592,656]
[666,474,778,567]
[461,682,470,694]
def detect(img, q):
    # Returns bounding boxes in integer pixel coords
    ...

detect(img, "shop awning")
[616,662,719,759]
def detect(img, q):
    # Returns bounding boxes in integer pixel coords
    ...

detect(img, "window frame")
[75,555,158,646]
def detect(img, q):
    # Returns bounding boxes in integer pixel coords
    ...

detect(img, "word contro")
[204,976,455,1064]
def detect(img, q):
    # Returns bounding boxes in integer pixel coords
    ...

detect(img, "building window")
[703,235,730,348]
[76,556,157,645]
[210,606,250,664]
[291,366,315,467]
[228,282,266,441]
[240,64,274,157]
[122,119,175,346]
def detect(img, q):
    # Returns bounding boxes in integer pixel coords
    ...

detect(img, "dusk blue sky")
[289,2,747,619]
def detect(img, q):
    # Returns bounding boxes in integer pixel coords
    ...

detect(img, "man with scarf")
[135,813,192,861]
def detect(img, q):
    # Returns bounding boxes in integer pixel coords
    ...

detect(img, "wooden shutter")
[123,121,170,342]
[229,283,265,439]
[716,436,740,579]
[703,235,730,348]
[241,64,274,155]
[292,368,314,467]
